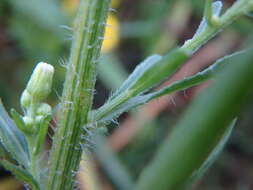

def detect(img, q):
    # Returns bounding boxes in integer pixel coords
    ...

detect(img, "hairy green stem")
[46,1,111,190]
[204,0,213,26]
[182,0,253,53]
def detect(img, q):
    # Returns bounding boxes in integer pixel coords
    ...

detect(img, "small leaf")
[0,142,16,163]
[93,49,251,124]
[10,109,31,134]
[0,100,30,167]
[111,48,188,99]
[110,54,162,100]
[94,48,189,122]
[0,159,40,190]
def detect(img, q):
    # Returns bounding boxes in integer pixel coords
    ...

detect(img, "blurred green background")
[1,0,253,189]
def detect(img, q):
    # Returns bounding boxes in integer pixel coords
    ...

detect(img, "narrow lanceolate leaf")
[112,48,188,99]
[129,48,188,94]
[0,160,40,190]
[92,49,251,123]
[138,49,251,102]
[109,54,162,100]
[94,48,189,121]
[0,101,29,167]
[0,142,15,163]
[135,49,253,190]
[10,109,31,134]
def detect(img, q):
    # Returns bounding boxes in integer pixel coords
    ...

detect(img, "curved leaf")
[0,100,29,167]
[0,160,40,190]
[93,49,252,123]
[94,48,189,121]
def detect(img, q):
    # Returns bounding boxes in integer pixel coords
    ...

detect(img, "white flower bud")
[35,115,44,125]
[23,116,34,128]
[26,62,54,102]
[37,103,52,116]
[20,90,32,108]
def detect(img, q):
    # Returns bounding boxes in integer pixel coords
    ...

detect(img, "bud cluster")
[20,62,54,133]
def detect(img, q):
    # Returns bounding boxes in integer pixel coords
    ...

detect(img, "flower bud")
[35,115,44,125]
[20,90,32,108]
[37,103,52,116]
[23,116,34,128]
[26,62,54,102]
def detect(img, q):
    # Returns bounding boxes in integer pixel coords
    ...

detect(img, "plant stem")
[204,0,213,26]
[182,0,253,54]
[46,1,111,190]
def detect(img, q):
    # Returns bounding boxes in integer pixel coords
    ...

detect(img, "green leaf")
[109,54,162,100]
[94,48,189,122]
[135,48,253,190]
[0,100,29,167]
[0,142,16,163]
[138,49,249,102]
[93,49,251,123]
[0,160,40,190]
[112,48,189,99]
[10,109,31,134]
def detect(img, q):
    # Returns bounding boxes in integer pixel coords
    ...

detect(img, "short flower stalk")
[17,62,54,185]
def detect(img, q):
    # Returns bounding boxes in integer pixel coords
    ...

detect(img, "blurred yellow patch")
[62,0,120,52]
[62,0,80,15]
[111,0,120,8]
[0,178,22,190]
[102,14,120,52]
[63,0,119,15]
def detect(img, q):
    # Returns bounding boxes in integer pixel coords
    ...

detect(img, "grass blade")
[0,101,29,167]
[135,48,253,190]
